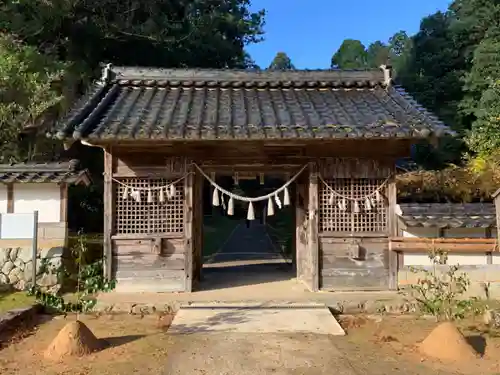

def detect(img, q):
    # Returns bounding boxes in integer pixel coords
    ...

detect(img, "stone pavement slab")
[169,305,345,335]
[163,332,357,375]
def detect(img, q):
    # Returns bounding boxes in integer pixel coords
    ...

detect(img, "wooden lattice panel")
[319,178,388,233]
[114,178,184,235]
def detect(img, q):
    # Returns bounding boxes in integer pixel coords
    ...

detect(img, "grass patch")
[203,214,240,257]
[0,291,35,313]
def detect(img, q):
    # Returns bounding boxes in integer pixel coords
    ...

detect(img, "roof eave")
[52,133,444,144]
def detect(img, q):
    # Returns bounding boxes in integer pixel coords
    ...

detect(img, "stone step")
[181,301,327,309]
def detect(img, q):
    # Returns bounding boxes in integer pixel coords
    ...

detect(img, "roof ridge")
[106,65,386,84]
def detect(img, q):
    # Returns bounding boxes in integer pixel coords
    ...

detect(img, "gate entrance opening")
[199,173,296,291]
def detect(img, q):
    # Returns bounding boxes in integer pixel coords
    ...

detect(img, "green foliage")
[366,41,389,68]
[0,0,265,70]
[397,12,465,133]
[28,232,115,313]
[331,39,368,69]
[331,32,410,73]
[0,33,67,162]
[397,152,500,202]
[403,248,481,321]
[268,52,295,70]
[467,79,500,155]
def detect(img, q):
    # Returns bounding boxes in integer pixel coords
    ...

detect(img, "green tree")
[398,12,465,132]
[467,79,500,155]
[331,39,368,69]
[0,0,266,73]
[241,52,261,70]
[0,33,66,162]
[451,0,500,139]
[464,36,500,155]
[268,52,295,70]
[366,41,389,68]
[449,0,500,61]
[387,31,412,77]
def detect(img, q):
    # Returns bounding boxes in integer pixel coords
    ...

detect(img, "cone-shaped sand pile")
[419,322,477,361]
[44,321,104,360]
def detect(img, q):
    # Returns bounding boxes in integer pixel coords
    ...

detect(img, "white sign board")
[0,212,37,239]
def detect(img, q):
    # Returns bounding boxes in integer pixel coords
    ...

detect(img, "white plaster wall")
[491,254,500,265]
[444,228,487,238]
[404,253,488,266]
[0,185,7,213]
[402,228,440,238]
[402,226,490,266]
[13,183,61,223]
[403,227,489,239]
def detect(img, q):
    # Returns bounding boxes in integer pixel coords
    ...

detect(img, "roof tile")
[398,203,496,229]
[0,160,91,185]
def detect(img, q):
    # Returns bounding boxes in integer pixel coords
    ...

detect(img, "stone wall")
[0,247,63,292]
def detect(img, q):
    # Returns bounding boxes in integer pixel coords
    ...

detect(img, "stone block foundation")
[0,247,63,292]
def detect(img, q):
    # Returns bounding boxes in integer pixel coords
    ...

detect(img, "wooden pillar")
[59,183,68,223]
[307,162,319,292]
[184,165,194,292]
[295,178,307,281]
[103,148,114,280]
[7,184,14,213]
[387,177,398,290]
[494,189,500,243]
[194,169,204,283]
[291,183,297,270]
[60,183,68,247]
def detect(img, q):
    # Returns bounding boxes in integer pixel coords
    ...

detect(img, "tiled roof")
[0,160,91,185]
[49,66,454,141]
[397,203,496,229]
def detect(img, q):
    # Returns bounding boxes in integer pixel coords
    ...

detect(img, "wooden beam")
[389,238,497,253]
[7,184,14,213]
[103,147,114,280]
[390,237,497,244]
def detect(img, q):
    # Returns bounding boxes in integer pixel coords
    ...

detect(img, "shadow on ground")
[466,335,487,357]
[169,308,254,334]
[102,334,147,348]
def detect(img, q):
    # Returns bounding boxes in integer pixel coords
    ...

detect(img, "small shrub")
[28,231,115,313]
[402,248,483,321]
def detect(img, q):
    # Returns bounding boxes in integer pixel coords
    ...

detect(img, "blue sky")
[246,0,452,69]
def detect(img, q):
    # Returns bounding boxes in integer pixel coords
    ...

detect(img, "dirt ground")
[2,313,500,375]
[334,315,500,375]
